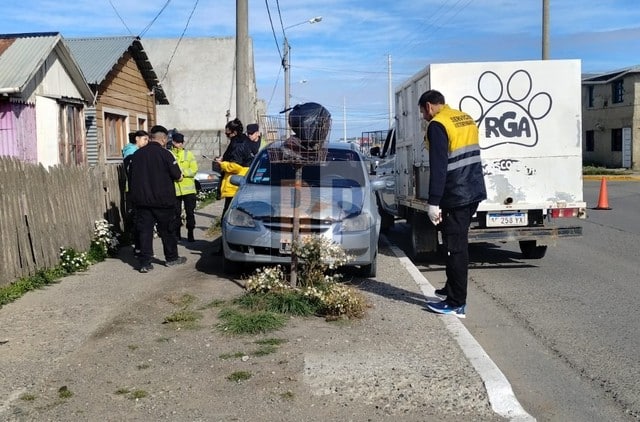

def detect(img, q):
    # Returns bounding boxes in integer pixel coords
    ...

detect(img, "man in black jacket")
[129,125,186,273]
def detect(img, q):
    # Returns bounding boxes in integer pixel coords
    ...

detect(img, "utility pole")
[542,0,549,59]
[236,0,251,124]
[388,54,393,129]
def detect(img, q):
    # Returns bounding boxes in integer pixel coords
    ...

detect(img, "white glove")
[427,204,442,225]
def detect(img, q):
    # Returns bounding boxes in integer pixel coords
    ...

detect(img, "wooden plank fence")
[0,157,125,287]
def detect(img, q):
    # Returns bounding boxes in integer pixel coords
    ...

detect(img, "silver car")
[222,142,384,277]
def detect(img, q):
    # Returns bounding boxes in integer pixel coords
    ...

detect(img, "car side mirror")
[229,175,245,186]
[370,179,386,191]
[369,146,380,157]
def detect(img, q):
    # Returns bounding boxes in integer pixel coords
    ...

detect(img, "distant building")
[67,36,168,164]
[582,66,640,169]
[0,32,93,166]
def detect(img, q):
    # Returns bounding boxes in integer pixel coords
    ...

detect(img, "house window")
[137,116,147,130]
[587,86,594,108]
[585,130,594,152]
[58,103,84,166]
[612,80,624,104]
[104,111,128,158]
[611,128,622,151]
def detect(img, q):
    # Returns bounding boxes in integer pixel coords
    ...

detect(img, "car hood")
[234,185,366,221]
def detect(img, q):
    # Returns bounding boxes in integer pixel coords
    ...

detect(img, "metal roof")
[66,36,168,104]
[0,32,93,101]
[0,32,60,91]
[582,65,640,84]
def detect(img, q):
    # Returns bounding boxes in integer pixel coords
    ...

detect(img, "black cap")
[128,132,136,143]
[150,125,168,135]
[172,132,185,142]
[247,123,259,134]
[134,130,149,137]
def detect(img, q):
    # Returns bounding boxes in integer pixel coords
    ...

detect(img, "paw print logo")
[459,69,552,150]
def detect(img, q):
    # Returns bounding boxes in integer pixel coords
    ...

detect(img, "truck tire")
[380,209,395,234]
[519,240,548,259]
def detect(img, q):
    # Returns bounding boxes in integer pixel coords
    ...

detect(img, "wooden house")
[66,36,168,164]
[0,32,93,166]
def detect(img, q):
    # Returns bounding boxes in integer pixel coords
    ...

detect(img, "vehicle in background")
[194,170,221,196]
[221,142,384,277]
[372,59,586,260]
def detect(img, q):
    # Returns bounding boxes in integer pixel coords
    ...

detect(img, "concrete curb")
[583,174,640,181]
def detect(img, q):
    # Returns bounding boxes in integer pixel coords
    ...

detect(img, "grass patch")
[255,338,288,346]
[227,371,252,382]
[137,363,150,370]
[219,351,245,360]
[163,309,201,324]
[127,344,139,350]
[0,268,64,308]
[166,293,197,307]
[217,308,286,335]
[583,165,633,175]
[115,388,130,395]
[129,390,147,400]
[19,393,36,401]
[234,291,318,316]
[199,298,227,309]
[251,344,277,356]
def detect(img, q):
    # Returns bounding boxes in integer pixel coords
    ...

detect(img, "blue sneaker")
[426,300,466,318]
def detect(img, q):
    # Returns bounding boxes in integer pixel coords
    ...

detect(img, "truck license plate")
[486,212,528,227]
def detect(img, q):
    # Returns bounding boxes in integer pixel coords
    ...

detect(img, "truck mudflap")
[468,225,582,244]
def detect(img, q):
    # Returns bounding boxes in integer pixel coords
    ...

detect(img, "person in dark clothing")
[123,130,149,255]
[245,123,261,156]
[129,125,187,273]
[419,90,487,318]
[215,118,254,218]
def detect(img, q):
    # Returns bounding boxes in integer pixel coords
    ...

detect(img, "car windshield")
[248,148,366,188]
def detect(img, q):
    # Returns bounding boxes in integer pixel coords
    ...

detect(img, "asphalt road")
[387,180,640,422]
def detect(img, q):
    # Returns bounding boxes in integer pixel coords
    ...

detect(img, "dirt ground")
[0,205,502,422]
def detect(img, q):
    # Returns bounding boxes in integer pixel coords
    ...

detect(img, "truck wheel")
[380,209,395,234]
[519,240,548,259]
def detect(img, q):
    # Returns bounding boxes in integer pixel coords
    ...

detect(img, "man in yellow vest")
[171,132,198,242]
[419,90,487,319]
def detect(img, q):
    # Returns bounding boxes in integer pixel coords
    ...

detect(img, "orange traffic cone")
[594,177,611,210]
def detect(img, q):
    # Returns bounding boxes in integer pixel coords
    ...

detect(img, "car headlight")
[339,212,371,232]
[226,208,256,228]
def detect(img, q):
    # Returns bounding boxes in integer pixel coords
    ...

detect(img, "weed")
[137,363,150,370]
[58,386,73,399]
[129,390,147,399]
[280,391,295,400]
[156,337,171,343]
[251,345,277,356]
[167,293,196,307]
[217,308,286,335]
[583,165,632,175]
[163,309,201,324]
[127,344,139,350]
[206,216,222,237]
[0,268,63,308]
[200,299,227,309]
[219,351,245,360]
[115,388,130,395]
[227,371,252,382]
[255,338,288,346]
[19,393,36,401]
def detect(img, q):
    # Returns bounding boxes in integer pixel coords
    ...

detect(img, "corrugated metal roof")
[0,33,60,91]
[66,36,137,85]
[66,36,168,104]
[582,65,640,84]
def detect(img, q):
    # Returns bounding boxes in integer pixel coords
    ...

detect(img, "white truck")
[372,59,586,259]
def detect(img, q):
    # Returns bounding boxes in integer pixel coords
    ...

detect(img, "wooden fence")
[0,157,124,287]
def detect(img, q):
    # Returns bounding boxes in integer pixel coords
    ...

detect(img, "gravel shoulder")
[0,203,503,421]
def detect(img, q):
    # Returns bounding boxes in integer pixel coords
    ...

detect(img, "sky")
[2,0,640,140]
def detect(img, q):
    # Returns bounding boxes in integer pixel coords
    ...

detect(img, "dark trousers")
[124,192,139,250]
[176,194,197,232]
[441,202,479,307]
[136,206,179,266]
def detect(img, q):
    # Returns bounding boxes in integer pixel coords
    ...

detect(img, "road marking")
[382,236,536,422]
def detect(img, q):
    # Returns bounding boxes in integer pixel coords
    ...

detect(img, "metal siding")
[66,37,137,85]
[0,102,37,162]
[85,108,98,164]
[0,35,59,90]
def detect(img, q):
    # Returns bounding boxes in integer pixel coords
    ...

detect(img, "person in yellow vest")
[419,90,486,319]
[171,132,198,242]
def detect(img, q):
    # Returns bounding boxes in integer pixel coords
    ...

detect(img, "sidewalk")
[0,199,523,421]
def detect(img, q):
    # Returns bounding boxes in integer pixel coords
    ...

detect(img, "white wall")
[35,96,60,167]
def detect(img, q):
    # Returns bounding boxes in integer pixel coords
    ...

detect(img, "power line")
[159,0,200,84]
[139,0,172,37]
[107,0,133,35]
[264,0,283,61]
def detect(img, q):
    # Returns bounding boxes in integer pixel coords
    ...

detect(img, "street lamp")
[283,16,322,134]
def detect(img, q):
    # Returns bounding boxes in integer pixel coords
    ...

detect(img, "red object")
[594,177,611,210]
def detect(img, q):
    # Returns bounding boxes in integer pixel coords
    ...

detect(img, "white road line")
[383,237,536,422]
